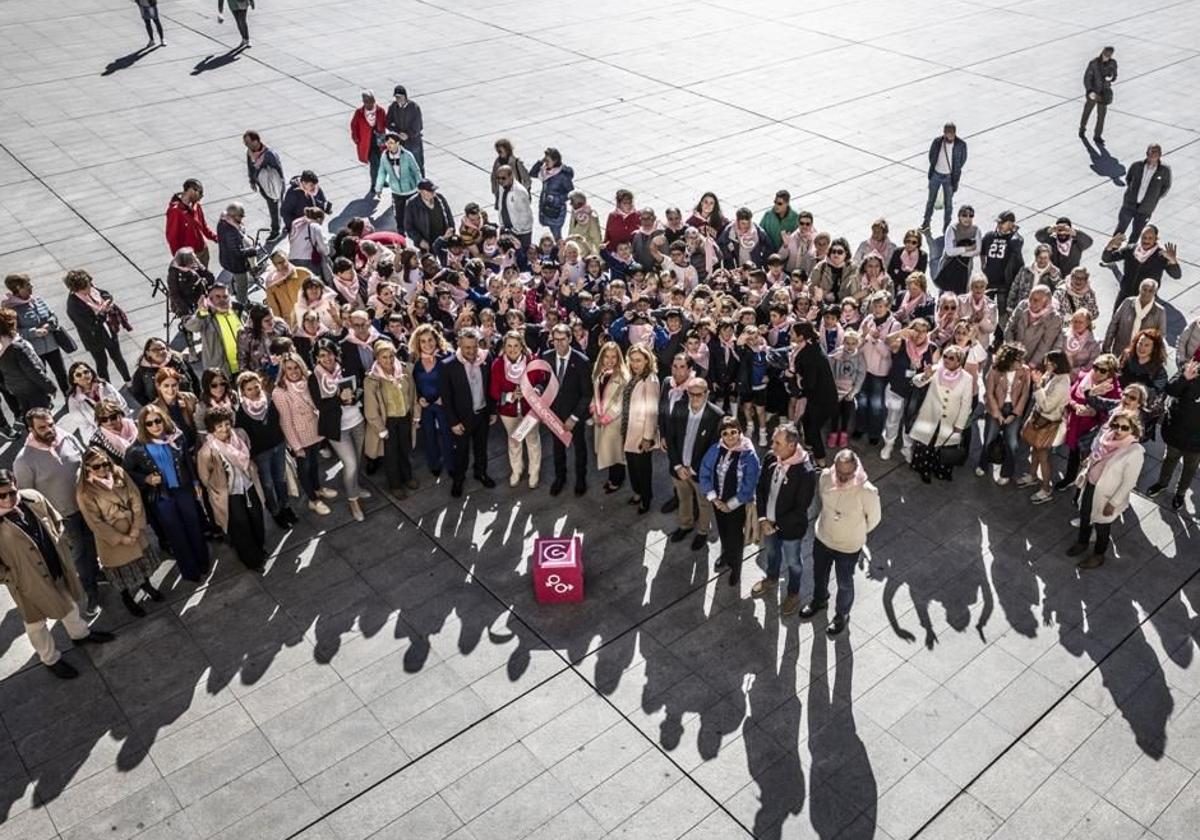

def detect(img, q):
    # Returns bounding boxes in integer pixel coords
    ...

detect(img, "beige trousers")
[25,602,90,665]
[501,414,542,481]
[672,473,712,535]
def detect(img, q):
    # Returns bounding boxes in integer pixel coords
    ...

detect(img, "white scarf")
[1131,297,1154,336]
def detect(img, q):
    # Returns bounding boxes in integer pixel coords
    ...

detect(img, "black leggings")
[714,506,746,580]
[39,349,70,396]
[832,398,855,434]
[1077,481,1112,556]
[626,450,653,504]
[233,9,250,41]
[140,4,163,40]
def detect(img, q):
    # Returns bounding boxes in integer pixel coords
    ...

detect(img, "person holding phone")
[1080,47,1117,143]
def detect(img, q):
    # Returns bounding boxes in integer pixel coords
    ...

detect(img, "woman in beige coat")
[909,344,975,482]
[197,406,266,571]
[592,341,629,493]
[622,344,659,514]
[76,448,162,617]
[0,474,112,678]
[363,339,419,498]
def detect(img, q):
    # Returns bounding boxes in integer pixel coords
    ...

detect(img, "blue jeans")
[855,373,888,440]
[420,402,454,473]
[923,172,954,231]
[254,442,288,513]
[62,511,100,597]
[762,532,804,596]
[812,538,859,618]
[978,405,1022,477]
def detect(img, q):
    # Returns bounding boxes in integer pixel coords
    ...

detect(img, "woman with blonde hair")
[909,344,974,483]
[1020,350,1072,503]
[592,341,629,493]
[272,352,337,515]
[488,330,548,488]
[1067,409,1144,569]
[622,344,660,513]
[1063,308,1101,375]
[363,339,418,497]
[76,447,161,617]
[122,404,209,582]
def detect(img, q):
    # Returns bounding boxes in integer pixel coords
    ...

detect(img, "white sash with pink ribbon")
[512,358,573,446]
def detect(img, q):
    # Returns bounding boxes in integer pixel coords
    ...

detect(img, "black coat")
[666,400,722,474]
[793,343,837,422]
[166,264,215,317]
[539,348,591,422]
[129,355,198,406]
[439,356,492,429]
[217,219,256,275]
[307,373,352,443]
[65,288,118,353]
[123,440,196,503]
[755,453,817,541]
[280,179,332,231]
[402,194,455,248]
[1083,55,1118,99]
[0,337,54,400]
[1035,228,1092,275]
[1162,372,1200,452]
[1100,244,1183,301]
[1122,160,1172,215]
[339,336,392,388]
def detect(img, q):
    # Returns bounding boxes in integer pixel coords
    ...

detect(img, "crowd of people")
[0,75,1195,680]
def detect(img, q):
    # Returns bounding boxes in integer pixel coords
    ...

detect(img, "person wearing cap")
[386,85,424,174]
[374,132,421,232]
[935,205,980,295]
[280,169,332,232]
[1114,144,1172,240]
[921,122,968,233]
[351,91,388,192]
[980,210,1025,306]
[1035,217,1093,276]
[0,468,115,679]
[496,165,534,250]
[402,179,455,252]
[1080,47,1117,143]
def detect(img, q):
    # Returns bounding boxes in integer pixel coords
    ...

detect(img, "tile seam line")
[280,476,752,838]
[909,546,1200,840]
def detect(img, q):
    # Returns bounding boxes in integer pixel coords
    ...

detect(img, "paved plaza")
[2,0,1200,838]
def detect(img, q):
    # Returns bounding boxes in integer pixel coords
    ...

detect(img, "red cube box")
[532,536,584,604]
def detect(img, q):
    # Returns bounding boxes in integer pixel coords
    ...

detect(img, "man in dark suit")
[656,353,694,514]
[540,324,591,496]
[1079,46,1117,143]
[1115,144,1172,240]
[752,422,817,615]
[438,327,496,498]
[665,377,723,551]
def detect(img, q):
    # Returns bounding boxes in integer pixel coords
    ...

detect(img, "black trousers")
[89,332,132,383]
[39,349,70,395]
[380,415,413,490]
[626,450,653,503]
[552,425,588,487]
[392,192,412,234]
[801,406,831,460]
[232,9,250,41]
[451,410,490,482]
[1080,97,1107,135]
[368,143,382,191]
[227,488,265,570]
[714,505,745,579]
[1114,206,1150,240]
[264,196,281,236]
[1077,481,1112,556]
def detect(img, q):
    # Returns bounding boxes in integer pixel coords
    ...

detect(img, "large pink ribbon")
[512,358,573,446]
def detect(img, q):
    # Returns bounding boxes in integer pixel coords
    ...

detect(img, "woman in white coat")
[621,344,659,514]
[908,344,974,483]
[1067,409,1144,569]
[592,341,629,493]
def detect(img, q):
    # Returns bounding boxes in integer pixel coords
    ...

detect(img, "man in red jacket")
[165,179,217,267]
[350,90,387,194]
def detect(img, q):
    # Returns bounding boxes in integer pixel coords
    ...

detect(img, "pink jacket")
[859,315,901,377]
[272,382,323,451]
[623,375,660,452]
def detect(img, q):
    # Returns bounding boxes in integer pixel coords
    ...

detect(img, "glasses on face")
[913,326,930,333]
[721,429,740,437]
[904,238,919,245]
[101,413,122,423]
[0,490,17,501]
[145,417,164,428]
[87,462,112,473]
[1111,423,1132,432]
[942,303,958,309]
[798,220,812,227]
[829,248,845,256]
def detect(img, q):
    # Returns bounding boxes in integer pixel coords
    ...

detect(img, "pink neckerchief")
[775,445,809,484]
[686,343,710,371]
[537,164,562,182]
[369,359,402,385]
[266,266,295,288]
[1086,428,1137,482]
[719,433,754,453]
[719,336,738,362]
[767,317,794,345]
[24,430,65,462]
[826,462,869,490]
[935,364,965,388]
[455,348,488,369]
[1056,235,1073,256]
[1026,301,1052,324]
[1133,241,1158,263]
[314,362,343,398]
[965,291,988,315]
[503,352,529,384]
[573,204,593,223]
[1065,327,1092,354]
[208,431,251,474]
[333,274,362,305]
[904,337,929,367]
[899,247,921,272]
[896,289,927,320]
[1077,369,1115,396]
[668,374,690,400]
[241,394,269,421]
[99,418,138,456]
[74,287,106,313]
[628,323,654,347]
[344,326,382,348]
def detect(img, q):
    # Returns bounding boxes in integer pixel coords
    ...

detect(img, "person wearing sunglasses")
[935,205,980,296]
[1056,353,1121,492]
[759,190,799,253]
[75,449,162,617]
[194,367,238,441]
[0,468,114,679]
[699,416,761,588]
[809,237,857,304]
[123,405,210,583]
[66,360,128,444]
[887,229,928,292]
[1067,410,1144,568]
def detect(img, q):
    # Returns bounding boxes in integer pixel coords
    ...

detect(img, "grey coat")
[9,296,65,356]
[1004,302,1063,368]
[1103,298,1165,355]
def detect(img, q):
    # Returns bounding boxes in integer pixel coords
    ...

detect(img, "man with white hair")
[216,201,256,308]
[1105,278,1165,354]
[801,449,881,636]
[1004,284,1063,368]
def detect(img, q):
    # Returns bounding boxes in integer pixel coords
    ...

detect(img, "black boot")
[121,590,146,617]
[140,582,164,602]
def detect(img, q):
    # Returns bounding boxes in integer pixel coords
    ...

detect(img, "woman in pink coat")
[621,344,660,514]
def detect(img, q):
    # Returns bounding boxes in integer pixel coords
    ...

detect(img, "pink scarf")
[904,338,929,368]
[775,446,809,484]
[266,265,295,288]
[333,274,362,305]
[1065,328,1091,354]
[899,247,920,272]
[767,317,794,346]
[826,462,869,491]
[572,205,593,224]
[74,287,106,313]
[344,326,382,348]
[1133,241,1158,263]
[369,359,402,385]
[1056,236,1073,257]
[686,343,710,371]
[1086,428,1136,483]
[456,347,488,368]
[241,393,269,421]
[25,430,64,462]
[248,145,268,167]
[209,431,252,475]
[896,289,927,320]
[935,364,965,388]
[503,353,529,384]
[719,433,755,453]
[1026,301,1052,324]
[313,362,343,398]
[538,164,562,182]
[99,418,138,456]
[628,323,654,347]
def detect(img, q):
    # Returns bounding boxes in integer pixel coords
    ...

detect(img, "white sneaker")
[510,474,521,488]
[901,447,912,463]
[974,467,986,477]
[880,445,893,461]
[317,487,338,500]
[1069,516,1081,527]
[1016,473,1039,488]
[757,428,768,447]
[308,500,331,515]
[996,477,1010,486]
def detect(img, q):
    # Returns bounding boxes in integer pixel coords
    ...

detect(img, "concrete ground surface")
[1,0,1200,838]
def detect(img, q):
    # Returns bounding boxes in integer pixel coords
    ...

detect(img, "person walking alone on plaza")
[921,122,967,234]
[217,0,255,49]
[0,469,114,679]
[386,86,425,174]
[351,92,388,194]
[165,179,217,268]
[133,0,165,48]
[802,449,881,635]
[752,422,817,615]
[1080,46,1117,143]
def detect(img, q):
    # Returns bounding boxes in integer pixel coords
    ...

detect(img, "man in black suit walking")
[540,324,591,496]
[439,327,496,498]
[1080,46,1117,143]
[665,377,723,551]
